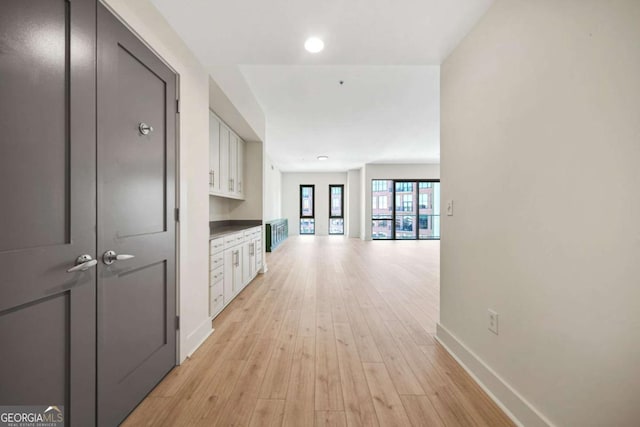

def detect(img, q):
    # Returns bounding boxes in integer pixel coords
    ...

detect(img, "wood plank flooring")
[123,236,514,427]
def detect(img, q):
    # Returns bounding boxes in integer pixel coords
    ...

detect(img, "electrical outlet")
[488,309,499,335]
[446,200,454,216]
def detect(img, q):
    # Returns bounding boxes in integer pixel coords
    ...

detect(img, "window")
[419,193,430,209]
[300,185,315,234]
[372,180,394,239]
[329,185,344,235]
[372,180,390,192]
[402,194,413,212]
[372,180,440,240]
[379,195,388,210]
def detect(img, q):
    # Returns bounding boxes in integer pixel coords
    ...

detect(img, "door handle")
[103,250,135,265]
[67,254,98,273]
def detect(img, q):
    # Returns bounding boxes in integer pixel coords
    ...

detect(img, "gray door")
[0,0,97,425]
[97,5,177,426]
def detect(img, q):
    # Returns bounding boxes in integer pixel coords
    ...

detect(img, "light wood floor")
[123,236,513,427]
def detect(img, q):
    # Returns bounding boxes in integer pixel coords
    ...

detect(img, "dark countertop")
[209,220,262,240]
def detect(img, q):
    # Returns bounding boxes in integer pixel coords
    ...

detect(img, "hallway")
[124,237,512,426]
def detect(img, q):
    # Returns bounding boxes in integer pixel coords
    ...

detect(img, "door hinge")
[175,315,180,330]
[176,99,180,113]
[175,207,180,222]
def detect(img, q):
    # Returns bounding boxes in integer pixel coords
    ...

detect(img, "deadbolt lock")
[138,122,153,135]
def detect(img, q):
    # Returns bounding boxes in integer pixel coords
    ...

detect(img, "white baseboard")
[436,323,554,427]
[179,316,214,363]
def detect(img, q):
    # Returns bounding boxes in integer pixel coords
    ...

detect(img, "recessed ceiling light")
[305,37,324,53]
[317,155,329,161]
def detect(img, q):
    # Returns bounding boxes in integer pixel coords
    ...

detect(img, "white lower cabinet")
[224,244,242,299]
[242,239,256,284]
[209,238,225,318]
[255,236,263,271]
[210,226,263,318]
[209,280,224,317]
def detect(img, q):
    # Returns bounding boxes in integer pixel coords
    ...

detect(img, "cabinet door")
[229,133,238,195]
[209,280,224,317]
[253,240,258,277]
[242,241,251,285]
[220,125,230,194]
[223,249,235,304]
[209,113,221,193]
[237,139,245,198]
[233,246,243,295]
[254,237,262,272]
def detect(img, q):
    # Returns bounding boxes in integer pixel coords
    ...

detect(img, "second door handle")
[103,250,135,265]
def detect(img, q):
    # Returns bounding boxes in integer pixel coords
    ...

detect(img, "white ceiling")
[151,0,494,171]
[241,65,440,171]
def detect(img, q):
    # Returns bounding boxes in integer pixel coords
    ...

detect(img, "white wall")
[439,1,640,426]
[209,197,232,221]
[281,172,348,236]
[346,169,361,238]
[361,163,441,240]
[209,76,262,143]
[360,165,367,239]
[263,155,282,221]
[102,0,212,362]
[210,65,266,142]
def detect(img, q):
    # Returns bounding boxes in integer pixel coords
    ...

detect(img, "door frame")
[98,1,181,364]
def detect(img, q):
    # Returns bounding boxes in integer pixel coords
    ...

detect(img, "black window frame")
[329,184,345,235]
[300,184,315,235]
[371,179,440,240]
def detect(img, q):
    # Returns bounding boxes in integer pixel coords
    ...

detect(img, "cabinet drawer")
[209,281,224,317]
[209,253,223,270]
[210,238,224,253]
[245,226,260,236]
[224,232,243,248]
[210,266,224,283]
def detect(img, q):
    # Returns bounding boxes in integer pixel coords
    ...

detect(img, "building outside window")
[372,179,440,240]
[395,182,416,239]
[300,185,315,234]
[329,185,344,235]
[371,179,393,239]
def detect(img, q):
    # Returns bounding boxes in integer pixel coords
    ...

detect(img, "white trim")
[436,323,555,427]
[180,317,214,363]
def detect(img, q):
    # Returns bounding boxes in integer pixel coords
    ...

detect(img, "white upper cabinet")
[229,133,238,194]
[219,123,230,194]
[208,112,221,193]
[209,112,245,200]
[237,139,245,198]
